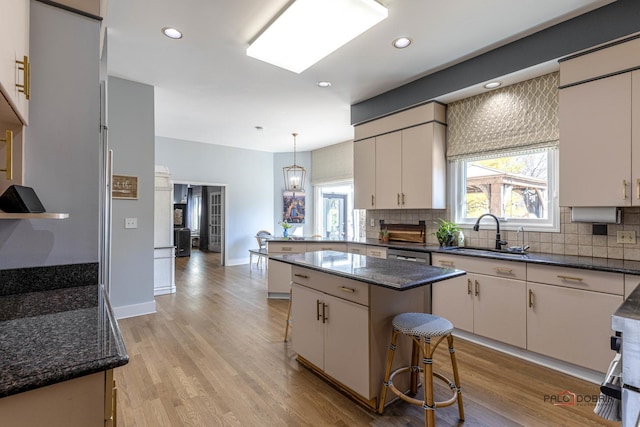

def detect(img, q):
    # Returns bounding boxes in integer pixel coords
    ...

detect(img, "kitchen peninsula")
[271,250,464,409]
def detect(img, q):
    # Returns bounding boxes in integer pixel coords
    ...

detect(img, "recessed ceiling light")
[484,81,502,89]
[317,81,332,88]
[162,27,183,39]
[393,37,412,49]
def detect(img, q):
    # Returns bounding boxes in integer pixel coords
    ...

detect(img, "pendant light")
[283,133,306,191]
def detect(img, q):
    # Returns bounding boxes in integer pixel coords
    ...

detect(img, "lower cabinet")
[0,370,117,427]
[292,283,369,397]
[432,254,526,348]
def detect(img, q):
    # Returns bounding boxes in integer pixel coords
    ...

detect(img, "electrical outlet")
[370,218,375,227]
[617,230,636,244]
[125,218,138,229]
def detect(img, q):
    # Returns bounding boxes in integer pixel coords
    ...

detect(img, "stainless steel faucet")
[472,213,507,250]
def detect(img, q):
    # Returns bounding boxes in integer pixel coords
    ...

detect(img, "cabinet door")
[527,282,623,372]
[473,275,526,348]
[291,284,325,369]
[401,123,446,209]
[432,275,474,332]
[559,73,631,206]
[267,260,292,297]
[632,70,640,206]
[354,138,376,209]
[0,0,29,124]
[375,131,402,209]
[324,294,369,398]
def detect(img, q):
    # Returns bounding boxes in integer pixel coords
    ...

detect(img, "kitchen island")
[271,251,464,410]
[0,263,128,426]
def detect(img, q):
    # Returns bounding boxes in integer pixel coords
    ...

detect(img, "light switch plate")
[125,218,138,229]
[617,230,636,244]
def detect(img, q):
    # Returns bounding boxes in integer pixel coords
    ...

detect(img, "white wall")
[108,76,156,316]
[0,2,100,269]
[156,136,274,265]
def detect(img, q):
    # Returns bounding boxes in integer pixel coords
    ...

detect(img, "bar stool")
[378,312,464,427]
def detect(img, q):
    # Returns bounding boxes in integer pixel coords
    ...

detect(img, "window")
[451,147,558,231]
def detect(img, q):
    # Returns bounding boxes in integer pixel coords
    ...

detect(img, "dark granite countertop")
[267,236,640,275]
[0,264,128,399]
[269,251,465,291]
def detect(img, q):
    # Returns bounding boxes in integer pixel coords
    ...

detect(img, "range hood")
[571,207,621,224]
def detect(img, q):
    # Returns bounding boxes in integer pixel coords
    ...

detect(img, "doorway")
[322,193,347,239]
[173,182,227,266]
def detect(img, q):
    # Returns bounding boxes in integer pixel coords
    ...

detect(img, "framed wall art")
[112,175,139,199]
[283,190,305,224]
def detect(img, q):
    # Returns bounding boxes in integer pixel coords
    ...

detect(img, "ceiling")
[105,0,613,153]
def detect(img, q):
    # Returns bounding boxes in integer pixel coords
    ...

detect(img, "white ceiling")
[106,0,613,153]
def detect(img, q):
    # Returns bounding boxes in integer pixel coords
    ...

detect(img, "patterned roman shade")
[447,72,559,160]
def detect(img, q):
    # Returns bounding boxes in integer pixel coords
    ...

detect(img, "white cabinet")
[291,283,369,397]
[366,246,387,259]
[432,254,527,348]
[527,264,624,372]
[353,138,376,209]
[0,0,29,125]
[353,102,446,210]
[304,242,347,252]
[347,243,367,255]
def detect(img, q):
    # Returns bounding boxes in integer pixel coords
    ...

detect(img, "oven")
[611,285,640,426]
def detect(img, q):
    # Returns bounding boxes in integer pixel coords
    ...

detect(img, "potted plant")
[379,229,389,243]
[278,221,292,238]
[432,218,461,247]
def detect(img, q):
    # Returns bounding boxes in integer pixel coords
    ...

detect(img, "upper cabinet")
[0,0,30,125]
[559,36,640,207]
[353,102,447,210]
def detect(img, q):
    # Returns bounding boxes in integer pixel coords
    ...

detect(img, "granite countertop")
[267,236,640,275]
[0,264,128,399]
[270,251,465,291]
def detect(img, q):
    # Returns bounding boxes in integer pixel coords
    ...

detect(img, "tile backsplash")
[365,207,640,261]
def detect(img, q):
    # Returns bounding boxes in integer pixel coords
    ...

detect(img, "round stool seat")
[392,312,453,338]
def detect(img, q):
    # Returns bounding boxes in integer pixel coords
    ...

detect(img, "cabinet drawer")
[267,242,306,253]
[347,244,367,255]
[366,246,387,259]
[305,242,347,252]
[432,254,526,280]
[527,264,624,295]
[292,266,369,306]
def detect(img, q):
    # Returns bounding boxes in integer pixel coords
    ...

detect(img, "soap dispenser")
[457,230,465,247]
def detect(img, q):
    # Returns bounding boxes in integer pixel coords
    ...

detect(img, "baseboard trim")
[154,285,176,296]
[113,300,157,319]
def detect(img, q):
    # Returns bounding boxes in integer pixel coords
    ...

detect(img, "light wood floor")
[114,250,617,426]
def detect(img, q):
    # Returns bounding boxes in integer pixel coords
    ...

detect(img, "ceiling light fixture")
[484,81,502,89]
[247,0,388,74]
[162,27,183,39]
[393,37,412,49]
[317,81,332,88]
[283,133,306,191]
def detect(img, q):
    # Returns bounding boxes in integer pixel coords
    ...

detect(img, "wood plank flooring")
[114,250,618,426]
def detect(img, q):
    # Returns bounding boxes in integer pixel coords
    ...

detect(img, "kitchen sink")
[440,246,529,259]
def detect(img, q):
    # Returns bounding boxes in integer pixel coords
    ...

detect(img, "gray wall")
[273,151,313,237]
[0,2,100,269]
[156,136,274,265]
[108,76,155,310]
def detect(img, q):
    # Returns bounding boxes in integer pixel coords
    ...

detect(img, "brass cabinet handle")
[282,247,292,251]
[557,275,583,282]
[370,250,381,256]
[16,55,30,100]
[397,193,400,206]
[438,260,454,266]
[317,299,322,321]
[636,178,639,200]
[624,179,628,200]
[322,303,328,323]
[475,280,479,296]
[0,130,12,180]
[294,273,308,279]
[529,289,534,308]
[371,195,374,206]
[401,193,405,205]
[494,267,513,274]
[321,247,332,250]
[339,286,355,293]
[467,278,472,295]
